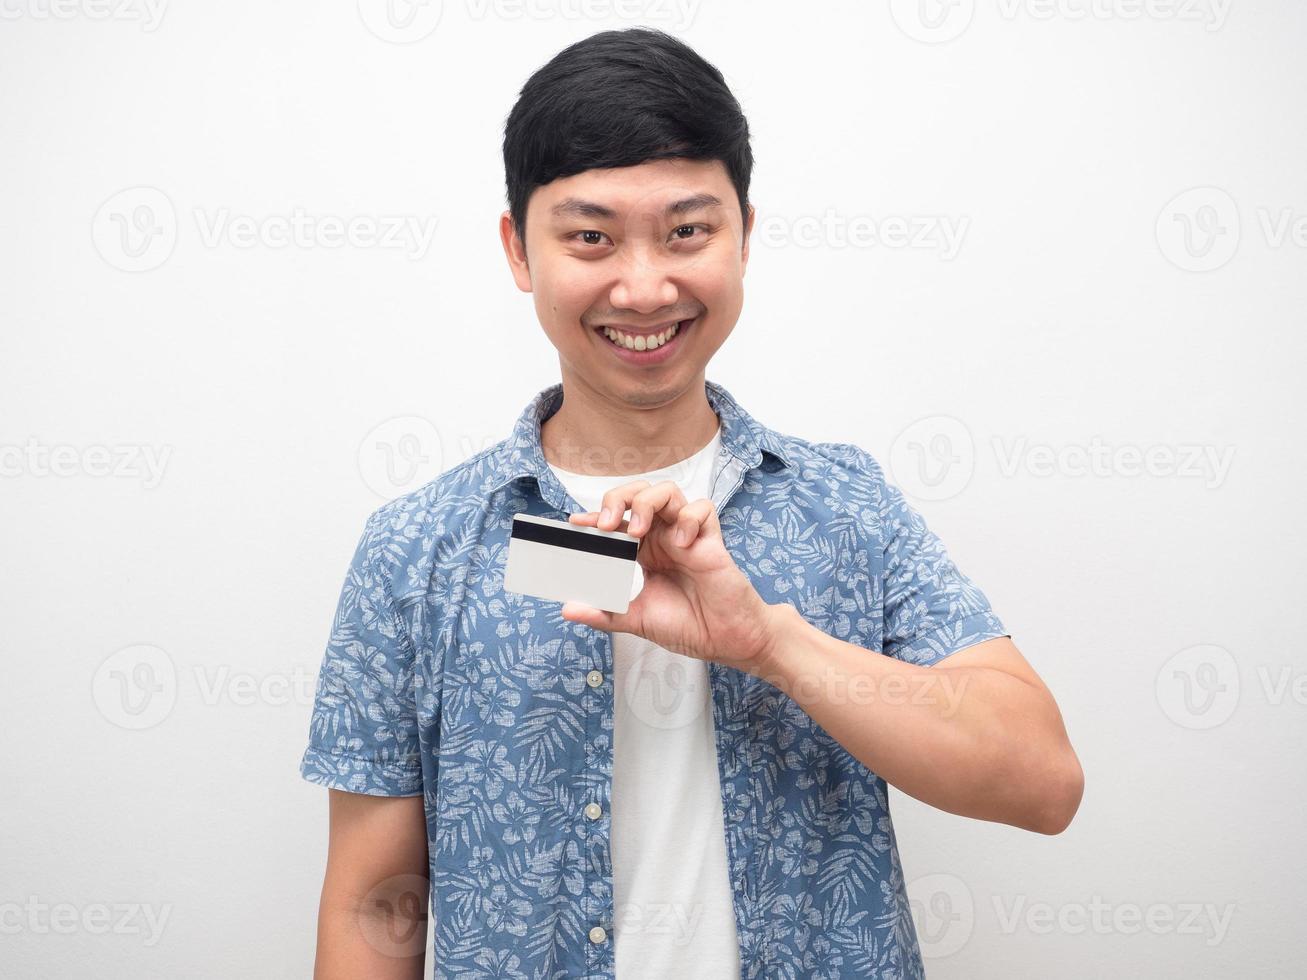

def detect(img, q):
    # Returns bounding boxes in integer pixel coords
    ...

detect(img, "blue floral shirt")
[300,378,1008,979]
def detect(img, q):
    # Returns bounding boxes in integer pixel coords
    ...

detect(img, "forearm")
[749,604,1081,834]
[314,896,427,980]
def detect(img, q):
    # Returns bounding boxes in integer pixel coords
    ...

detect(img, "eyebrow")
[550,193,724,221]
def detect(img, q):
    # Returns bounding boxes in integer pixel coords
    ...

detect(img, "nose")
[608,247,679,315]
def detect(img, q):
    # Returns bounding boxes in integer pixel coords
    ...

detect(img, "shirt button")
[589,925,608,944]
[584,802,602,820]
[586,669,604,688]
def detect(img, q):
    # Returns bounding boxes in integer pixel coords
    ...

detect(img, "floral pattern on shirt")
[301,378,1008,979]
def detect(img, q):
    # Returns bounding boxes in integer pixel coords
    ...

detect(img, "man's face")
[500,157,754,408]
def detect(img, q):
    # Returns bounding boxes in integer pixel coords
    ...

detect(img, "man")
[300,26,1083,980]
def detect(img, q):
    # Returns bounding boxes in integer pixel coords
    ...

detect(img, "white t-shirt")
[547,422,741,978]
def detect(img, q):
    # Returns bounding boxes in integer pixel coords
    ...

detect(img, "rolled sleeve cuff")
[888,611,1011,668]
[299,745,424,797]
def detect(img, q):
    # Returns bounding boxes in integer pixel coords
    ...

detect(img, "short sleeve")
[299,508,423,796]
[880,479,1010,667]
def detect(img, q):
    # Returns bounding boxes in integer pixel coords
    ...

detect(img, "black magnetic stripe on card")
[511,517,639,561]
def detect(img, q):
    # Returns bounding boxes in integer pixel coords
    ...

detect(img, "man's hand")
[560,479,1083,834]
[561,478,781,673]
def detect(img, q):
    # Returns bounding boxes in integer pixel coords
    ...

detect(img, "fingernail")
[629,513,641,532]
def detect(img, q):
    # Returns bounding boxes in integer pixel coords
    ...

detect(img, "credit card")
[503,513,642,614]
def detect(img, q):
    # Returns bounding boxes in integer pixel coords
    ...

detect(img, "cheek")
[535,264,603,320]
[688,262,743,316]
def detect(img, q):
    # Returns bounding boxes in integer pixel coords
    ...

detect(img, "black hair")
[502,27,753,246]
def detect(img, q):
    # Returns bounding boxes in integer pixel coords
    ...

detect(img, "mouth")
[593,316,696,364]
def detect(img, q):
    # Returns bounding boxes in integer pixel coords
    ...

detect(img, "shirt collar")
[484,378,794,497]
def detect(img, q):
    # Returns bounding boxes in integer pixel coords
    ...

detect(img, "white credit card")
[503,513,642,614]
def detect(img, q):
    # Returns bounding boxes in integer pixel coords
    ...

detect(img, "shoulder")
[803,437,889,484]
[757,428,932,550]
[765,428,893,505]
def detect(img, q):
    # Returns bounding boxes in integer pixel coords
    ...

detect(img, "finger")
[598,479,688,534]
[646,484,694,538]
[597,480,653,531]
[569,511,631,534]
[672,497,721,546]
[628,481,687,537]
[561,600,629,633]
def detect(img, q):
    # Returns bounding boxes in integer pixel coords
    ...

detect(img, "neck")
[540,370,721,477]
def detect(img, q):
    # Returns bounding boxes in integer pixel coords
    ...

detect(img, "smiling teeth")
[603,321,680,351]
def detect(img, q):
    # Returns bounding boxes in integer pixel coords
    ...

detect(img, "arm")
[752,619,1084,835]
[313,790,429,980]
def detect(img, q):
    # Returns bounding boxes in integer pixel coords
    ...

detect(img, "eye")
[670,224,708,243]
[571,229,612,247]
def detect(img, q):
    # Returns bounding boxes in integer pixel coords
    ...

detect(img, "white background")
[2,1,1303,977]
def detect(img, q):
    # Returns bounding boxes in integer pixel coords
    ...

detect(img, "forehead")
[529,157,734,221]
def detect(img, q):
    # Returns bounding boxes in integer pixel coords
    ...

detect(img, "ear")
[740,202,756,276]
[499,210,533,293]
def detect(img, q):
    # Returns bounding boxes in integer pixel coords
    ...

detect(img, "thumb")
[561,601,622,632]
